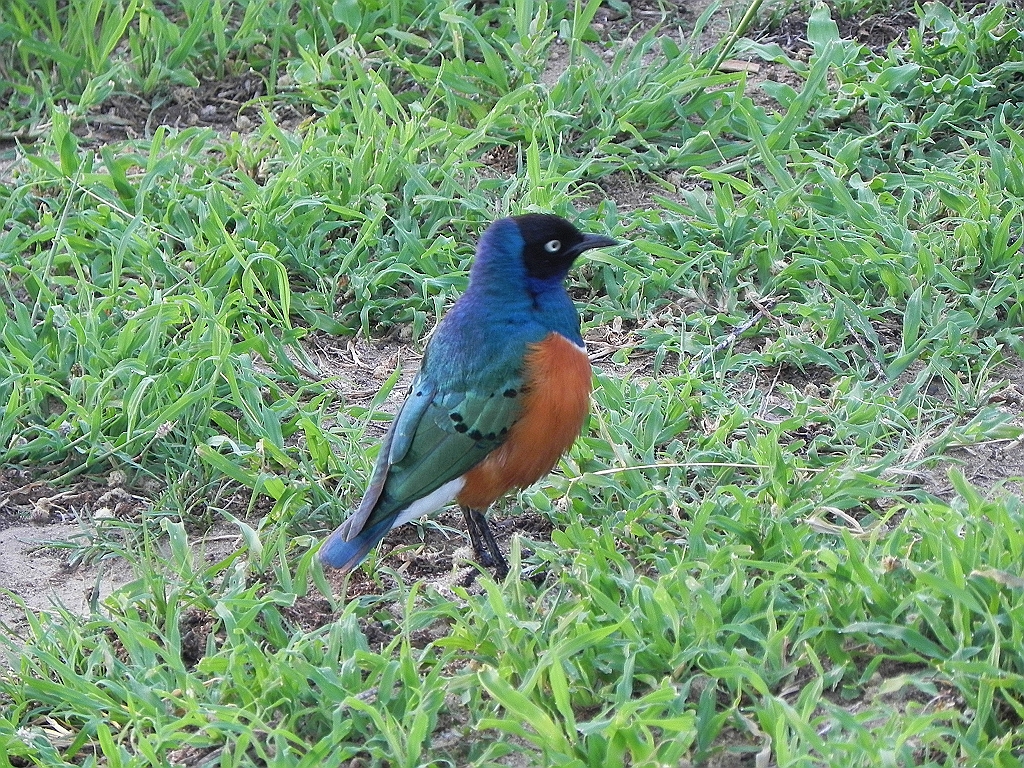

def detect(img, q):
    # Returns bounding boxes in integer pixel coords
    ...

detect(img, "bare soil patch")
[76,72,310,145]
[924,353,1024,499]
[759,6,921,55]
[0,470,251,642]
[296,330,422,438]
[0,520,136,640]
[742,3,921,115]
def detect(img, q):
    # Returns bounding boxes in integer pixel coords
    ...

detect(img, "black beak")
[566,233,619,259]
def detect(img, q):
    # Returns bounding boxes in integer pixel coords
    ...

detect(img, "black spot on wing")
[435,383,522,450]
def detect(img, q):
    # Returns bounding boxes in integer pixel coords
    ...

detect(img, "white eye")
[543,239,561,253]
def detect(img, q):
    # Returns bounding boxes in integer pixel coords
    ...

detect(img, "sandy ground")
[0,509,248,646]
[0,523,136,638]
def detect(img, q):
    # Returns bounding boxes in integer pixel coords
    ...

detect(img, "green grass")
[3,0,1024,765]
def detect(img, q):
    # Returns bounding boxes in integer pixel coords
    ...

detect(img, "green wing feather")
[337,369,525,539]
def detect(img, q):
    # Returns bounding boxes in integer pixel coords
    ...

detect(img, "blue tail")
[318,517,394,573]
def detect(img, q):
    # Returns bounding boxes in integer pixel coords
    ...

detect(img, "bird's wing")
[336,368,525,540]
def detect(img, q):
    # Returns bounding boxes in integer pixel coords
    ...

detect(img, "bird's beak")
[567,233,619,259]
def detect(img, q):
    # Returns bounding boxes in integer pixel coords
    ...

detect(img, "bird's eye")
[543,239,561,253]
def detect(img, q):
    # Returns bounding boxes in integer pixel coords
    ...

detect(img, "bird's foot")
[490,550,510,580]
[472,542,497,569]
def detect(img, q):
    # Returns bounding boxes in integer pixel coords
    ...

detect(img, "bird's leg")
[462,505,494,567]
[462,505,497,566]
[460,506,510,579]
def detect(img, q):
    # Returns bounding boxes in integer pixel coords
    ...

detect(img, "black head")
[512,214,618,281]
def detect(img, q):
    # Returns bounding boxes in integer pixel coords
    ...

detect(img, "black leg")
[461,505,494,566]
[460,506,510,579]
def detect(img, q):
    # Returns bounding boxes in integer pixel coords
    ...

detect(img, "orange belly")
[456,332,592,509]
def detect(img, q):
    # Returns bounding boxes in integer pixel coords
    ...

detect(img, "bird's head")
[470,214,618,293]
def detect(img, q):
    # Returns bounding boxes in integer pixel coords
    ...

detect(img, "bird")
[318,214,617,578]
